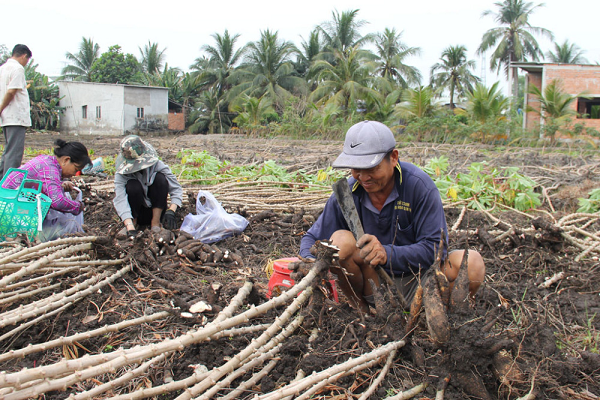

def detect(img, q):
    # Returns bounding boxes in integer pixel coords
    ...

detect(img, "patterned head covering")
[115,135,158,174]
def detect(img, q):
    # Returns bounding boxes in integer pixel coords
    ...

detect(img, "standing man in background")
[0,44,32,178]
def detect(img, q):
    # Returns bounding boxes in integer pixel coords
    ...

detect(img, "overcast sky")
[3,0,599,94]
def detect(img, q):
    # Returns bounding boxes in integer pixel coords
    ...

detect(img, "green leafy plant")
[423,157,541,211]
[25,62,63,130]
[173,150,345,189]
[577,188,600,213]
[90,45,142,84]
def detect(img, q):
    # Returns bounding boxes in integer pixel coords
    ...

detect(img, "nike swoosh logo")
[350,142,361,148]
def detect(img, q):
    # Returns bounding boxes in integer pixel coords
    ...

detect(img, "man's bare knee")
[467,250,485,286]
[445,249,486,284]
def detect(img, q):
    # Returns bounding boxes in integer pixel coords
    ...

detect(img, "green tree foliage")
[139,41,166,74]
[140,64,183,97]
[546,40,588,64]
[232,95,278,132]
[296,29,323,79]
[373,28,421,89]
[394,86,440,120]
[25,62,62,130]
[527,79,588,142]
[192,30,247,97]
[365,89,402,124]
[309,46,381,112]
[228,30,306,112]
[90,45,141,84]
[188,87,232,134]
[477,0,553,100]
[430,45,479,109]
[61,37,100,82]
[528,80,581,119]
[318,9,373,55]
[463,82,509,124]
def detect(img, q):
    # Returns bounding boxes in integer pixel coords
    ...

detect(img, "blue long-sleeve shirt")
[299,161,448,276]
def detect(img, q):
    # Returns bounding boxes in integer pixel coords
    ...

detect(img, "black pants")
[125,172,168,226]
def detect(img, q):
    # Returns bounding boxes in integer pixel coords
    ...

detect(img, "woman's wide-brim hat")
[115,135,159,174]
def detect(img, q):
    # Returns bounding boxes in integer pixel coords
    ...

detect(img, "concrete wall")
[123,86,169,134]
[58,82,125,135]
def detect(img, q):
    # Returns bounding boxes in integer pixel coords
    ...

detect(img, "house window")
[577,97,600,119]
[82,105,87,119]
[137,108,144,118]
[96,106,102,119]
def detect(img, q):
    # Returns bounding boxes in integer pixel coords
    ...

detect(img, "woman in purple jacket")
[3,139,91,240]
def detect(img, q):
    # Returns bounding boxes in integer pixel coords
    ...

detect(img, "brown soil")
[1,131,599,399]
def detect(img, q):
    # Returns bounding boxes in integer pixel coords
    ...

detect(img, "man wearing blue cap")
[300,120,485,312]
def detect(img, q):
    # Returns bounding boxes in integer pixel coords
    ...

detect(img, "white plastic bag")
[39,187,84,242]
[180,190,248,243]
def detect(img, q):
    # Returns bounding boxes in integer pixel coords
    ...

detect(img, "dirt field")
[0,130,599,399]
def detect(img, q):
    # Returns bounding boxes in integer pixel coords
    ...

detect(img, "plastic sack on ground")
[39,188,84,242]
[180,190,248,244]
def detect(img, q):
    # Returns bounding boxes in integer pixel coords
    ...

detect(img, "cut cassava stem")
[294,357,384,400]
[357,348,398,400]
[258,340,406,400]
[106,283,257,400]
[198,345,283,400]
[219,358,279,400]
[178,293,311,400]
[0,243,93,289]
[0,264,129,329]
[384,382,428,400]
[71,353,169,400]
[0,236,102,267]
[0,266,320,393]
[0,311,171,363]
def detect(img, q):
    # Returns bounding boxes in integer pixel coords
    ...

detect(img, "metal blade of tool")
[332,177,364,240]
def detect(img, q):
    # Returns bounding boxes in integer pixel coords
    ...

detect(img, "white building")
[58,81,169,135]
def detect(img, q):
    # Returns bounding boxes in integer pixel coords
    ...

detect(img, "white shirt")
[0,59,31,127]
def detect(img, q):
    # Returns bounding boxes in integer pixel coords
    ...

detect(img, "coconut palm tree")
[188,87,232,134]
[295,29,323,79]
[191,30,247,97]
[430,45,480,109]
[528,79,582,119]
[228,30,306,112]
[546,40,588,64]
[232,94,278,130]
[477,0,553,101]
[139,64,184,101]
[365,89,402,124]
[394,86,440,120]
[309,45,381,112]
[527,79,589,142]
[61,37,100,81]
[318,9,374,57]
[373,28,421,89]
[464,82,509,124]
[139,42,166,74]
